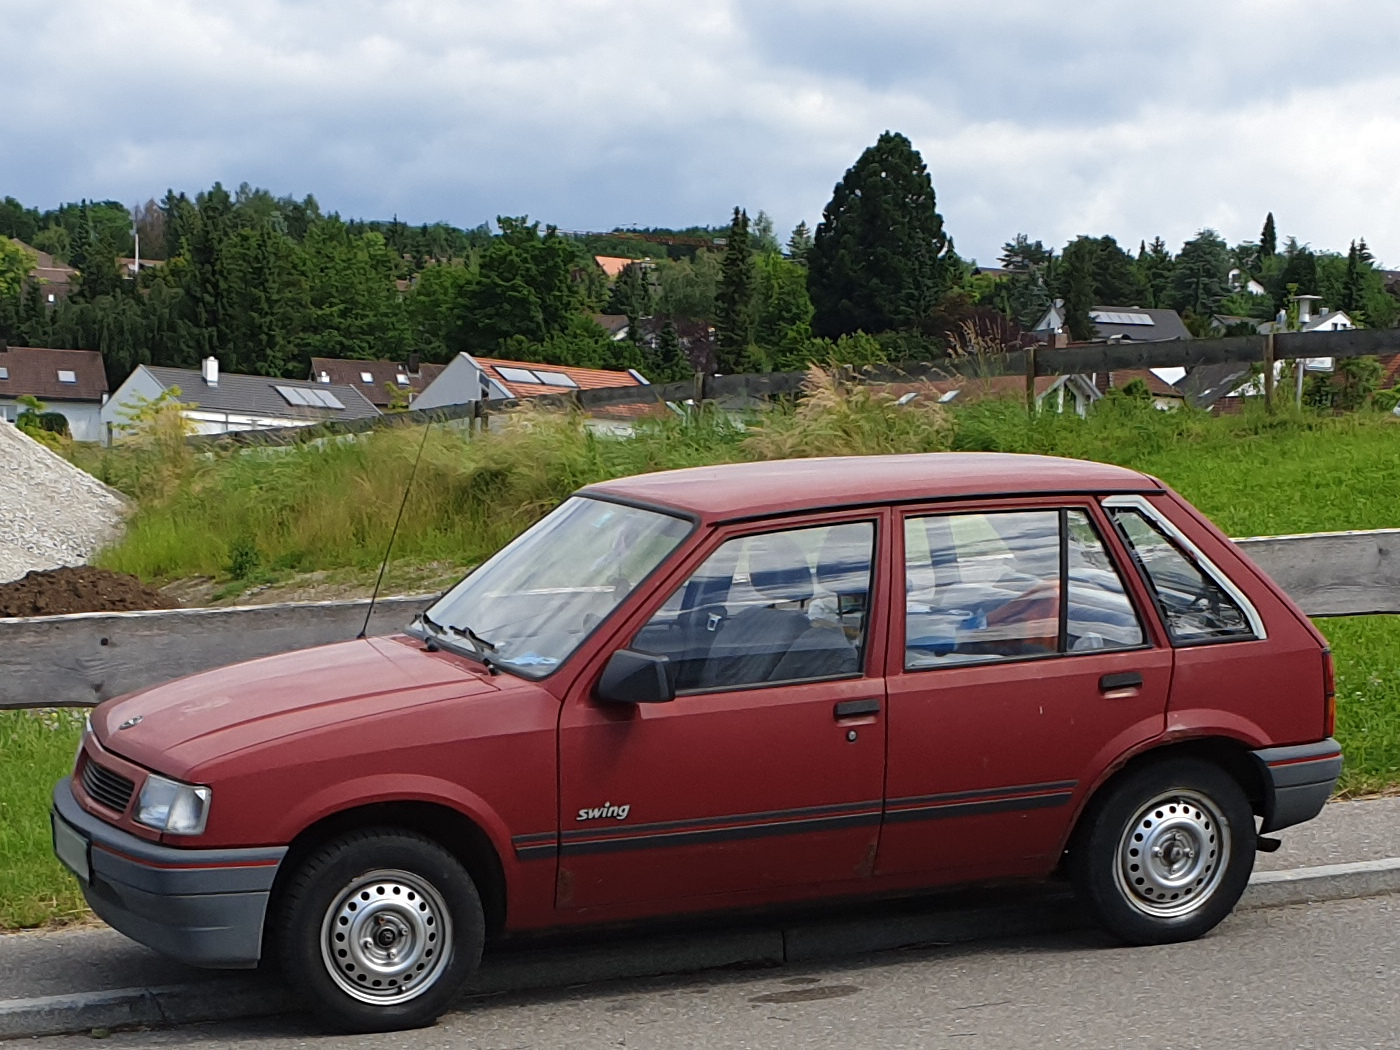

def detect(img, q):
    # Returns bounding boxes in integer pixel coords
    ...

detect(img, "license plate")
[53,815,91,883]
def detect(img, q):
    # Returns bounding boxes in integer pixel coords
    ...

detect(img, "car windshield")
[420,496,693,678]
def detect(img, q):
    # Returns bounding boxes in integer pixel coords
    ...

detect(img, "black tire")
[1069,758,1255,945]
[275,828,485,1033]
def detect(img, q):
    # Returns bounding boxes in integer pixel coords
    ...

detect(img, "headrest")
[816,527,872,594]
[748,532,815,602]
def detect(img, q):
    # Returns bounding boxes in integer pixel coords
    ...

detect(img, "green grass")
[1319,616,1400,795]
[0,710,89,929]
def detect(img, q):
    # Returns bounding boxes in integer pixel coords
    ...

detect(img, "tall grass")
[0,710,88,929]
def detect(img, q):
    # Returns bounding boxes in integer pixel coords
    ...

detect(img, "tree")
[997,234,1053,328]
[1061,245,1096,341]
[1056,235,1144,307]
[752,251,816,369]
[714,207,755,372]
[1260,212,1277,258]
[1135,237,1175,309]
[1170,229,1232,317]
[604,261,655,318]
[786,221,813,263]
[646,318,692,383]
[653,250,721,321]
[807,131,951,338]
[751,211,780,254]
[0,237,35,299]
[1273,243,1319,313]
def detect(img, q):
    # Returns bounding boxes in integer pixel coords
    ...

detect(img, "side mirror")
[596,649,675,705]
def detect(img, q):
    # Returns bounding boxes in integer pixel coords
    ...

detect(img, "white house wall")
[99,366,167,445]
[412,353,484,410]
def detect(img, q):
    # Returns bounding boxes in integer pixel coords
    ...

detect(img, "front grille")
[82,759,136,814]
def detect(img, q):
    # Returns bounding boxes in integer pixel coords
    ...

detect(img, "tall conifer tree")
[714,207,755,373]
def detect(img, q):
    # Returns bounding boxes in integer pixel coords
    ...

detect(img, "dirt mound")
[0,567,178,618]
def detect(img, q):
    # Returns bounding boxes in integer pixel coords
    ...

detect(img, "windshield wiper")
[411,614,503,675]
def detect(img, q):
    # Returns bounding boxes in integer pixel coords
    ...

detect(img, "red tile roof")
[0,346,107,402]
[475,356,664,421]
[594,255,643,280]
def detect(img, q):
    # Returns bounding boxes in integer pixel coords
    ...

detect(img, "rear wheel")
[276,828,484,1033]
[1070,758,1255,945]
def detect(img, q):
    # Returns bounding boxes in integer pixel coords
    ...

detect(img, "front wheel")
[1070,758,1255,945]
[275,828,485,1033]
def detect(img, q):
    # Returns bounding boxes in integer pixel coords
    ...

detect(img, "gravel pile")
[0,421,129,584]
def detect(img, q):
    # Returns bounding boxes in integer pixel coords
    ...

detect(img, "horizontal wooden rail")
[0,529,1395,711]
[188,328,1400,448]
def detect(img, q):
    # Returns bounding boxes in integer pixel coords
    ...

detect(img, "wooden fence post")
[1025,346,1037,417]
[1264,332,1275,413]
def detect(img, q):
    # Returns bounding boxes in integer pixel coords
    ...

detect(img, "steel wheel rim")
[319,868,453,1005]
[1113,790,1231,919]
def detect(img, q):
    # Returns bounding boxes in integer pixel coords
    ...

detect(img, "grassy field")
[0,710,89,929]
[3,377,1397,930]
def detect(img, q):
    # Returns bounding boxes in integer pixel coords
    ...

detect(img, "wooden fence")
[1,529,1395,711]
[194,327,1400,449]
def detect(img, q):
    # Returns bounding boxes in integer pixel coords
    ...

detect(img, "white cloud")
[2,0,1399,264]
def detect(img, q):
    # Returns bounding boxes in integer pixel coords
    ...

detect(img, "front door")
[558,514,889,911]
[877,501,1172,881]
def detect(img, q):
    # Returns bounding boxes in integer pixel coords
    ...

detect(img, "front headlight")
[136,774,212,836]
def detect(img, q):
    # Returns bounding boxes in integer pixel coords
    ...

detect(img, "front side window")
[422,497,692,677]
[631,521,875,692]
[903,509,1144,669]
[1108,507,1254,644]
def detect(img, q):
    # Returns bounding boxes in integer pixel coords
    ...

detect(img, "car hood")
[94,636,501,776]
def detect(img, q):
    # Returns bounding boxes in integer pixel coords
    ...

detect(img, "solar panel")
[497,366,543,384]
[275,385,343,410]
[1091,310,1154,326]
[531,370,578,388]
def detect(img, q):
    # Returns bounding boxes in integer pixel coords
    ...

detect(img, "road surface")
[23,893,1400,1050]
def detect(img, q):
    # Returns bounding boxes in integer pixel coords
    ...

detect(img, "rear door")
[877,499,1172,881]
[557,510,891,911]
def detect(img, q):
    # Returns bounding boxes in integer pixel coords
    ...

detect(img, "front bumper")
[1252,737,1343,834]
[51,778,286,969]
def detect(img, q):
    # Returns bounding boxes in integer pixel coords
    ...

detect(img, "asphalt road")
[23,894,1400,1050]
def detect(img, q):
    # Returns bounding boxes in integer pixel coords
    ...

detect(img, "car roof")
[583,453,1162,523]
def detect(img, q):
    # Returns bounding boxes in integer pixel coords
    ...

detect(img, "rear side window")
[903,509,1144,669]
[1107,507,1254,644]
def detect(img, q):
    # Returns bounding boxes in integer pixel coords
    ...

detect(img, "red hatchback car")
[53,453,1341,1031]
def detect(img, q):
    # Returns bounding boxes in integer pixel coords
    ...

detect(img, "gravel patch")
[0,422,128,584]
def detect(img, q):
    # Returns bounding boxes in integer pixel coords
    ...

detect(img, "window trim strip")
[1100,494,1266,641]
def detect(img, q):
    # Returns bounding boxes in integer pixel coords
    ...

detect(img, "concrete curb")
[3,860,1396,1041]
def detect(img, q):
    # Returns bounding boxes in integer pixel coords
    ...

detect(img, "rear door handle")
[834,699,881,720]
[1099,672,1144,693]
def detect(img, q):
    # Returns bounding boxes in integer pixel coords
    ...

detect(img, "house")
[10,240,77,305]
[1257,296,1355,335]
[592,314,631,340]
[413,352,658,429]
[0,345,109,441]
[593,256,646,280]
[1228,268,1268,298]
[1098,368,1186,410]
[100,357,380,443]
[1034,302,1193,343]
[308,357,446,409]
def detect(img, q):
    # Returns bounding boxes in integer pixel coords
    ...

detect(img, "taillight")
[1322,648,1336,737]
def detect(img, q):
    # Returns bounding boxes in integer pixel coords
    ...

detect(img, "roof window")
[317,372,330,383]
[361,372,375,384]
[0,367,8,380]
[396,373,410,386]
[275,384,346,410]
[57,370,77,383]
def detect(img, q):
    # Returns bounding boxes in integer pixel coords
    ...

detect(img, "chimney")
[202,356,219,387]
[408,352,420,376]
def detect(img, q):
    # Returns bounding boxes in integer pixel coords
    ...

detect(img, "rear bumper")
[1252,738,1343,834]
[51,778,286,969]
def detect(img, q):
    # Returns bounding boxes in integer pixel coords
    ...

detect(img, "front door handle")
[834,698,881,720]
[1099,671,1144,693]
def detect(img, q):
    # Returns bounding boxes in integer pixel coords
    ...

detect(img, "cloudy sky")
[4,0,1400,264]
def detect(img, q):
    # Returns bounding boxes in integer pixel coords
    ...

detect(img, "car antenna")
[359,419,434,640]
